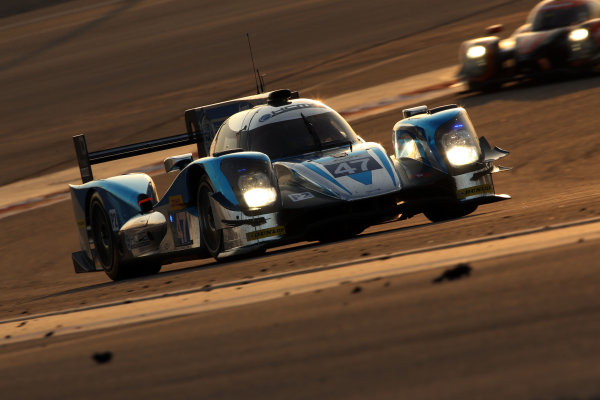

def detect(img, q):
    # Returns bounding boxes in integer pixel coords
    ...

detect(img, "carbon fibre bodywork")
[459,0,600,90]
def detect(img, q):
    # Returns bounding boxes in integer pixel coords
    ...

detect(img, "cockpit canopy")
[210,99,360,160]
[527,0,599,31]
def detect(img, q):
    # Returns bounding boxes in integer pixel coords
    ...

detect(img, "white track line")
[2,218,599,345]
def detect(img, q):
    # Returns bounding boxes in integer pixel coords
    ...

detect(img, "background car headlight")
[466,45,486,59]
[498,38,516,51]
[441,126,480,166]
[569,28,589,42]
[238,172,277,208]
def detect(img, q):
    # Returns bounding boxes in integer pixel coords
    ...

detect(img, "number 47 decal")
[174,211,192,246]
[325,155,382,178]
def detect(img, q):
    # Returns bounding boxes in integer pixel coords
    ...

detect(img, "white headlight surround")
[441,127,481,167]
[238,172,277,209]
[569,28,589,42]
[466,45,487,59]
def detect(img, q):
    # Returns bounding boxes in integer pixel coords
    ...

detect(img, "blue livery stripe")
[371,147,397,186]
[304,162,352,195]
[348,171,373,185]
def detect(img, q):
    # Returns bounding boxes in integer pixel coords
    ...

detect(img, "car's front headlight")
[466,45,487,59]
[238,172,277,209]
[498,38,516,51]
[441,126,480,166]
[569,28,589,42]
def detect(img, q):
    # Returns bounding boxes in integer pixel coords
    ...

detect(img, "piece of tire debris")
[93,352,113,364]
[432,263,472,283]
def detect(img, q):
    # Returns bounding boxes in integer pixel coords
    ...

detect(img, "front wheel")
[424,203,477,223]
[197,180,223,259]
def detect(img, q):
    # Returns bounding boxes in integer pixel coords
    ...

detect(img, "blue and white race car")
[70,90,510,280]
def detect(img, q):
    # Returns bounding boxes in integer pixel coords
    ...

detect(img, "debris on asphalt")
[432,263,472,283]
[92,352,113,364]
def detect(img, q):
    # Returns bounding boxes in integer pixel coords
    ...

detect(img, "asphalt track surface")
[1,0,600,399]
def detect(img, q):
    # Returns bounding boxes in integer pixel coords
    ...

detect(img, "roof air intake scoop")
[267,89,292,106]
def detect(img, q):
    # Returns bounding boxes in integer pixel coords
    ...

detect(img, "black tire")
[197,180,223,259]
[89,193,126,280]
[424,203,478,223]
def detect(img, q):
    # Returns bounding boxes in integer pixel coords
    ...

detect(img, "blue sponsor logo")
[259,114,272,122]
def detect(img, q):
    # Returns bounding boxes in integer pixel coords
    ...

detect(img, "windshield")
[531,4,590,31]
[246,111,359,160]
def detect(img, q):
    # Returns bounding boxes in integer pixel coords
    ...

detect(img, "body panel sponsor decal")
[258,103,314,122]
[246,225,286,241]
[288,192,315,202]
[169,195,185,211]
[456,184,494,200]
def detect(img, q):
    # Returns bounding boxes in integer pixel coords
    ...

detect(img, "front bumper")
[398,165,510,217]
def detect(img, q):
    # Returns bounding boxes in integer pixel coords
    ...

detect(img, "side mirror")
[164,153,193,173]
[486,24,504,35]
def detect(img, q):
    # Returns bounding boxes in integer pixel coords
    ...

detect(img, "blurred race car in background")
[70,90,510,280]
[459,0,600,91]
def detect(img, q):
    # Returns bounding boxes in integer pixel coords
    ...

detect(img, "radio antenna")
[246,33,263,94]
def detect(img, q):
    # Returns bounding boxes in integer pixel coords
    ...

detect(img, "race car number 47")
[324,155,381,178]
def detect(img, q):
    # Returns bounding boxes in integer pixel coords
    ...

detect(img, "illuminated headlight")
[238,172,277,208]
[498,38,516,51]
[569,28,589,42]
[445,146,480,166]
[466,45,486,59]
[441,127,480,166]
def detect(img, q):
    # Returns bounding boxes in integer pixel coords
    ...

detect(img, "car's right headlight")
[238,172,277,209]
[498,38,516,51]
[441,124,481,166]
[466,45,487,59]
[569,28,589,42]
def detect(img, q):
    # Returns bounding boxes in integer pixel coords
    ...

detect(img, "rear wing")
[74,89,299,183]
[73,132,202,183]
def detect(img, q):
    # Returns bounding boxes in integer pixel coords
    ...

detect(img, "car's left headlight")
[569,28,589,42]
[466,45,486,59]
[238,172,277,209]
[441,126,481,166]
